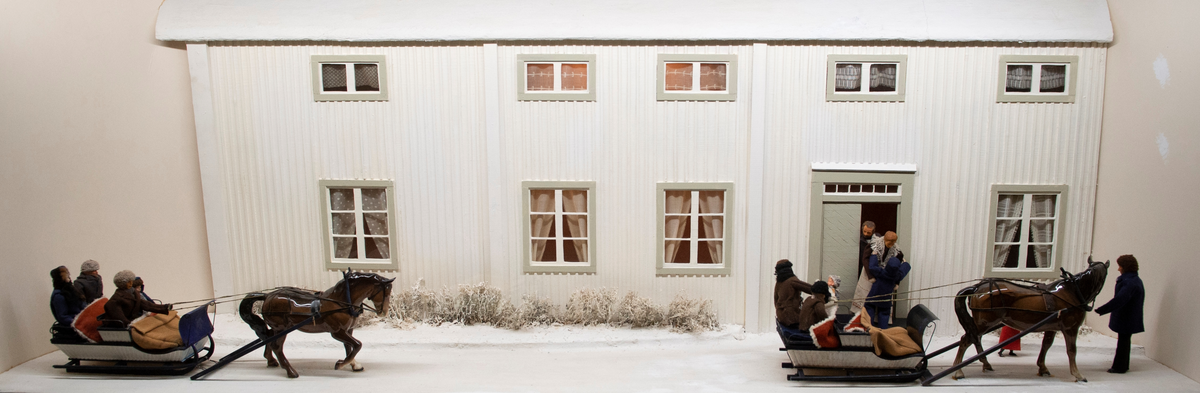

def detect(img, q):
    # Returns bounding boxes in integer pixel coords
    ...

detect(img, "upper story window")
[996,55,1078,103]
[319,180,398,270]
[517,54,596,101]
[657,183,733,275]
[826,55,907,102]
[311,55,388,102]
[522,181,596,274]
[657,54,737,101]
[985,184,1067,279]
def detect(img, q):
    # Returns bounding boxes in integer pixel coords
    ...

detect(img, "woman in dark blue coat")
[1095,254,1145,374]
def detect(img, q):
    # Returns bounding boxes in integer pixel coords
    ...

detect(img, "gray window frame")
[516,54,597,101]
[656,182,734,276]
[984,184,1068,279]
[521,181,598,274]
[656,54,738,101]
[996,55,1079,103]
[311,55,389,102]
[825,54,908,102]
[319,179,399,270]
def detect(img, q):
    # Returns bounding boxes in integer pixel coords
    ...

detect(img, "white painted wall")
[0,1,211,372]
[758,43,1107,331]
[200,42,1105,329]
[1091,0,1200,382]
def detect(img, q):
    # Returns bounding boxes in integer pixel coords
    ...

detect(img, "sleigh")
[52,303,215,375]
[778,304,940,383]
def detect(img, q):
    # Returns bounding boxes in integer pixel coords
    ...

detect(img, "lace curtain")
[354,64,379,91]
[992,194,1024,268]
[322,64,348,92]
[664,63,693,91]
[331,188,389,259]
[869,64,897,91]
[1006,65,1033,92]
[1026,195,1056,268]
[1039,65,1066,92]
[835,63,861,91]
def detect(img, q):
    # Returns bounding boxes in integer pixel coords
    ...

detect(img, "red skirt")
[999,326,1021,351]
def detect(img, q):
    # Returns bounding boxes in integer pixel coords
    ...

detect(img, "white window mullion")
[554,190,565,263]
[1017,195,1032,266]
[860,62,871,92]
[1030,65,1042,94]
[691,62,701,93]
[690,191,700,265]
[552,63,561,92]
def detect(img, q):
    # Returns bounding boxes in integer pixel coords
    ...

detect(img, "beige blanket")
[869,326,922,357]
[130,310,182,350]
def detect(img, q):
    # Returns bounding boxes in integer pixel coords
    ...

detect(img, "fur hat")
[113,270,136,289]
[80,259,100,273]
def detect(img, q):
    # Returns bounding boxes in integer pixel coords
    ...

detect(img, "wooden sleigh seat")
[52,303,215,375]
[778,304,938,382]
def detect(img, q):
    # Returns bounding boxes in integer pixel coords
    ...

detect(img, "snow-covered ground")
[2,314,1197,392]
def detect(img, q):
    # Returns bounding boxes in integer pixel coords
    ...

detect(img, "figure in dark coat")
[49,266,85,325]
[74,259,104,304]
[773,259,813,337]
[866,232,910,329]
[101,270,171,328]
[797,281,831,332]
[1095,254,1145,374]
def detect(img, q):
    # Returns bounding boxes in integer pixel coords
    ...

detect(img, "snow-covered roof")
[156,0,1113,43]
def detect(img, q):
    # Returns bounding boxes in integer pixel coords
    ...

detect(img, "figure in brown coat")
[797,280,832,331]
[773,259,813,328]
[101,270,171,328]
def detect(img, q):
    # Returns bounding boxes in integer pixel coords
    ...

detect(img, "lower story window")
[658,183,733,275]
[523,181,596,274]
[986,185,1066,279]
[320,180,398,270]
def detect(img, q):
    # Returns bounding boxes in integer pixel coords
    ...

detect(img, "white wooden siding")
[199,42,1104,330]
[757,43,1106,331]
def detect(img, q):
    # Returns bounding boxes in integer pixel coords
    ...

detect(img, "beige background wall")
[1090,0,1200,382]
[0,1,212,372]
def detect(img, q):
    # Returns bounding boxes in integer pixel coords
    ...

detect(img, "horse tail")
[955,284,980,341]
[239,293,270,338]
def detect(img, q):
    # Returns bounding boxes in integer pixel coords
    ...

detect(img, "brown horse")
[951,258,1109,382]
[239,270,394,378]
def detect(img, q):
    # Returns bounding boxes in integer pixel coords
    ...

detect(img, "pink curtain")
[664,63,693,91]
[699,63,727,91]
[526,63,554,91]
[561,64,588,91]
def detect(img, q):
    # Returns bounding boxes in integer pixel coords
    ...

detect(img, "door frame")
[807,169,915,316]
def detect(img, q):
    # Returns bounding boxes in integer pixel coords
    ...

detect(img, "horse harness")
[259,282,387,322]
[972,273,1093,315]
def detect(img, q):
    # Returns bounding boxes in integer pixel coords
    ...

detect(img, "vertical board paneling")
[203,41,1104,331]
[207,43,488,293]
[496,45,753,322]
[759,43,1106,332]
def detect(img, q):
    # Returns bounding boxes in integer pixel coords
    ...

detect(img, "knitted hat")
[80,259,100,273]
[113,270,136,288]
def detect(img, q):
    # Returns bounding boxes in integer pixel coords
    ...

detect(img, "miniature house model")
[156,0,1113,331]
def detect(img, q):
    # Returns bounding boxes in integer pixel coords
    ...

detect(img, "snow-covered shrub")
[453,282,505,325]
[613,291,665,328]
[563,287,617,325]
[666,294,718,333]
[388,279,455,324]
[494,294,559,330]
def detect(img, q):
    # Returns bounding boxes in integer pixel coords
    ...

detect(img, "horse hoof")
[334,361,344,370]
[352,365,364,372]
[952,371,964,380]
[1038,371,1053,377]
[1076,377,1087,383]
[287,372,299,378]
[982,365,994,372]
[267,361,278,368]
